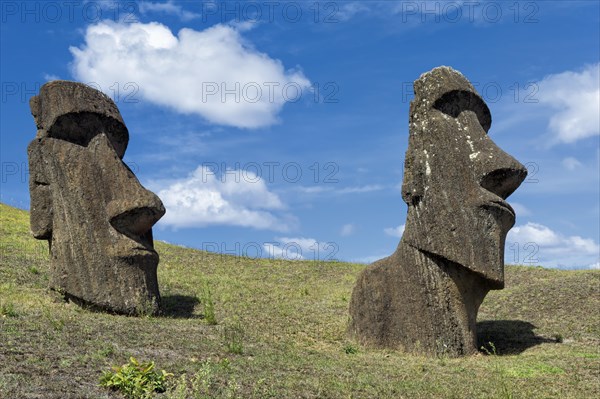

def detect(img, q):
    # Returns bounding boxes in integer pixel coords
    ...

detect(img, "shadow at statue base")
[477,320,558,355]
[159,294,202,319]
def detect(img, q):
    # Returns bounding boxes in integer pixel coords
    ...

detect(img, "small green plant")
[553,333,564,343]
[481,342,513,399]
[165,358,234,399]
[166,374,189,399]
[223,321,245,354]
[100,357,172,399]
[252,377,276,398]
[224,377,240,399]
[0,302,17,318]
[191,358,215,395]
[480,341,499,356]
[343,343,358,354]
[135,297,159,318]
[201,281,217,325]
[435,339,452,360]
[93,344,116,360]
[43,308,64,331]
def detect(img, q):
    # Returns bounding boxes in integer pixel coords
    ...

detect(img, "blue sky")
[1,0,598,269]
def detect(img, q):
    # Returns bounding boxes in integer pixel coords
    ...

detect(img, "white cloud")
[332,0,458,21]
[507,222,599,269]
[296,186,332,194]
[384,224,405,238]
[340,223,355,237]
[338,185,384,194]
[263,237,338,261]
[537,63,600,143]
[139,1,200,21]
[70,21,310,128]
[508,223,560,246]
[43,74,60,81]
[562,157,583,170]
[292,184,386,196]
[153,166,294,231]
[337,2,370,21]
[83,0,118,10]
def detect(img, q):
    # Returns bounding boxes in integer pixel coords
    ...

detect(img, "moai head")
[28,81,165,314]
[401,67,527,288]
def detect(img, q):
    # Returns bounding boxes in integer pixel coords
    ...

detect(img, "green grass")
[1,203,599,398]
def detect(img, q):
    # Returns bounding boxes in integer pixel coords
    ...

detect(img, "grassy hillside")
[1,203,598,398]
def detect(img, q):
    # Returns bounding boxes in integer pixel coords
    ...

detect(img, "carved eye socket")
[433,90,492,133]
[48,112,128,158]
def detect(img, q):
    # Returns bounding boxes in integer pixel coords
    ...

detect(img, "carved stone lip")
[133,245,158,254]
[482,199,516,219]
[114,246,159,262]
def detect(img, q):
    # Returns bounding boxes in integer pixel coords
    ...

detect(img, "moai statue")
[28,81,165,315]
[349,67,527,356]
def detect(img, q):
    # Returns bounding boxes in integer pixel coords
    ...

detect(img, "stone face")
[28,81,165,315]
[349,67,527,356]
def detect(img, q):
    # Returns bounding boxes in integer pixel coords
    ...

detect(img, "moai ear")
[401,101,426,207]
[30,95,41,127]
[28,139,52,239]
[401,146,425,207]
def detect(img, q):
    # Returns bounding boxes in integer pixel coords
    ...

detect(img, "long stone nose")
[108,192,165,238]
[88,133,165,237]
[106,163,165,237]
[476,138,528,200]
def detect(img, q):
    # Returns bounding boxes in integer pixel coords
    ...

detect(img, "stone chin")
[402,190,516,288]
[402,224,492,288]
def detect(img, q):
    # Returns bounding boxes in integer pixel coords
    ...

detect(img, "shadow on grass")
[160,294,201,319]
[477,320,557,355]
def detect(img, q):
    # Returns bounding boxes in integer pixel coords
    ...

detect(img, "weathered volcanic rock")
[28,81,165,315]
[349,67,527,356]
